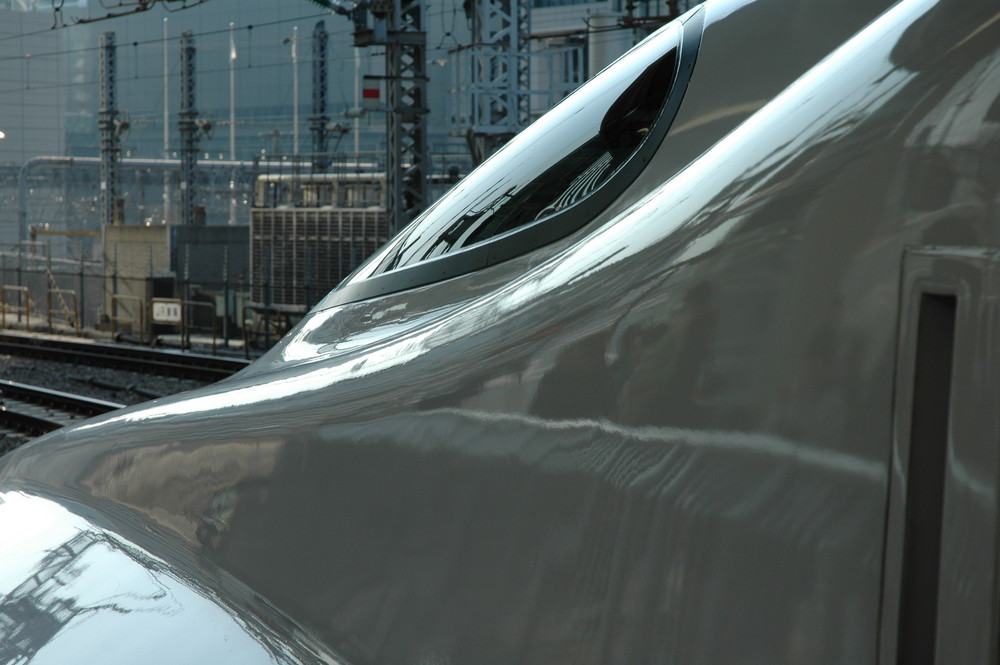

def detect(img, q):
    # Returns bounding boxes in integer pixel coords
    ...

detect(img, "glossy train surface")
[2,0,999,662]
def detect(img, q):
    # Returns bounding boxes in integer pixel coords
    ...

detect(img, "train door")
[879,247,1000,665]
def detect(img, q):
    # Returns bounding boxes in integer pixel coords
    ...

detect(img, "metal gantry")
[314,0,440,232]
[341,0,429,234]
[469,0,531,164]
[310,20,331,172]
[98,31,120,227]
[346,0,429,233]
[177,30,206,226]
[384,0,429,233]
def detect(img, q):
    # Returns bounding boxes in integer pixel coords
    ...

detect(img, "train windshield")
[339,18,688,290]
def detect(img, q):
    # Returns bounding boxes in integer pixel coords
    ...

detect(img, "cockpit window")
[376,48,677,271]
[324,11,701,306]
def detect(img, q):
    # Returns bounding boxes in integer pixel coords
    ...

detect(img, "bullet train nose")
[7,0,994,662]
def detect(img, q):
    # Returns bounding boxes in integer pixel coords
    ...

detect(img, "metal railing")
[1,286,30,330]
[46,288,80,335]
[183,300,217,355]
[111,294,145,343]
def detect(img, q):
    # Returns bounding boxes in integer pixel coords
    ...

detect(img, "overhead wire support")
[468,0,530,165]
[310,20,331,173]
[98,31,121,227]
[178,30,200,226]
[60,0,215,26]
[384,0,430,234]
[323,0,429,234]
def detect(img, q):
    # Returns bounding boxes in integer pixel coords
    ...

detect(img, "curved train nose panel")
[0,491,331,664]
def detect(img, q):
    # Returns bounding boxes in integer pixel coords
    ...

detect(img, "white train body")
[1,0,997,662]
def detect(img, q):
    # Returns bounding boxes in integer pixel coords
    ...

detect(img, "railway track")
[0,331,251,382]
[0,332,252,452]
[0,380,123,438]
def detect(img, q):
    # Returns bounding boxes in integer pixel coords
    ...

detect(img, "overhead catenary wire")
[0,28,480,99]
[0,1,610,158]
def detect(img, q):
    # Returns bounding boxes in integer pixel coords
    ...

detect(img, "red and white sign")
[362,76,381,110]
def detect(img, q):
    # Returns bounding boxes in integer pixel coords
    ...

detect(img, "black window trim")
[322,6,705,308]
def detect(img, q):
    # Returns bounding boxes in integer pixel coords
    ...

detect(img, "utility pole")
[163,17,171,224]
[310,20,331,172]
[468,0,531,165]
[312,0,429,233]
[291,26,300,156]
[229,21,237,162]
[334,0,428,234]
[380,0,429,233]
[178,30,203,226]
[99,31,121,227]
[229,21,237,225]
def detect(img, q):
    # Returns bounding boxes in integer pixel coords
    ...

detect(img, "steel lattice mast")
[318,0,428,234]
[384,0,429,233]
[178,30,199,226]
[98,31,120,227]
[310,20,331,172]
[469,0,530,165]
[353,0,430,234]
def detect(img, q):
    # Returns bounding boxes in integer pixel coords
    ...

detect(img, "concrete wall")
[103,224,170,331]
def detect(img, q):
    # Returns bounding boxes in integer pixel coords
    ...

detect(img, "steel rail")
[0,380,124,436]
[0,331,250,382]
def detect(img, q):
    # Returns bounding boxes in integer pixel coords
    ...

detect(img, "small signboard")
[151,298,183,324]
